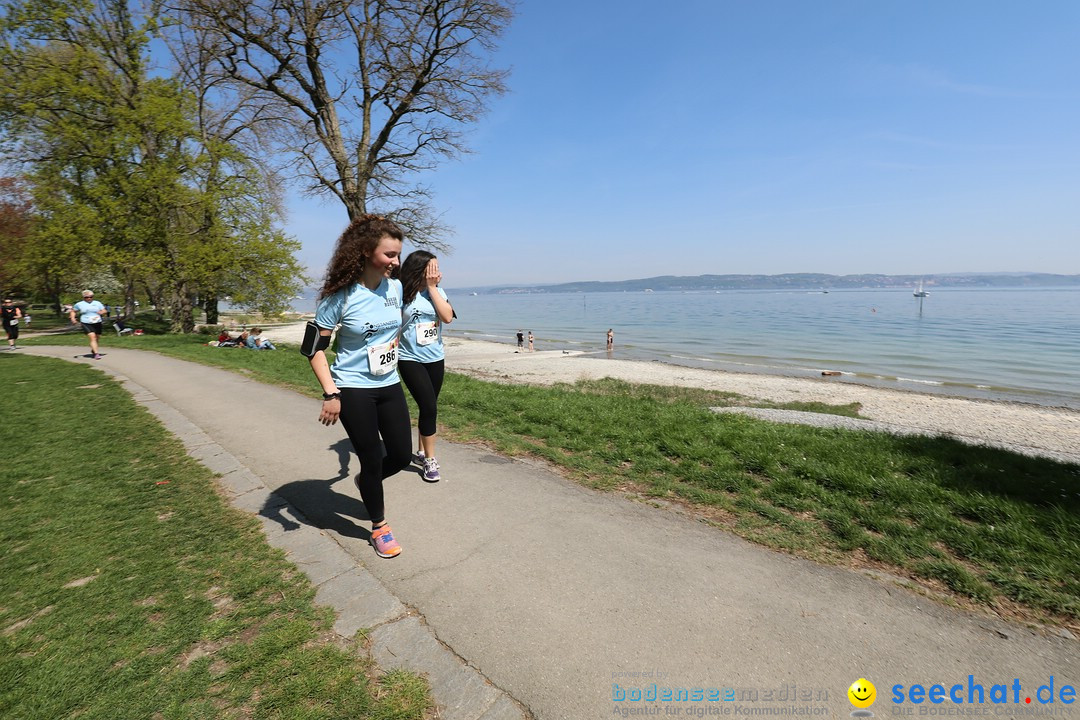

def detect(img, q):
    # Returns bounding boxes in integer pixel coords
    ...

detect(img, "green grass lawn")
[17,332,1080,626]
[0,355,430,720]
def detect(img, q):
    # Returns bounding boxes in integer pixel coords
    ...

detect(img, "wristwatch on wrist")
[322,391,341,401]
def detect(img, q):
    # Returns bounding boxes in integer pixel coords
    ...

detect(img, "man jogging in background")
[2,297,22,350]
[69,290,108,359]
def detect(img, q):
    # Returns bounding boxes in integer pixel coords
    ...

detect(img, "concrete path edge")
[67,356,529,720]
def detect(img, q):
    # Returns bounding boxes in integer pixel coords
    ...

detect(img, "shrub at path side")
[0,354,429,720]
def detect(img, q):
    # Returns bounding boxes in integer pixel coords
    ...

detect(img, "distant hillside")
[457,273,1080,295]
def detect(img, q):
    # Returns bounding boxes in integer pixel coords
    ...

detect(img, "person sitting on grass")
[246,327,276,350]
[217,329,243,347]
[113,317,134,335]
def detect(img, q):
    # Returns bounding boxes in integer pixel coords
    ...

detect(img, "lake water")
[432,287,1080,410]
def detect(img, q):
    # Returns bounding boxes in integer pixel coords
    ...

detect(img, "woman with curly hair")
[397,250,455,482]
[308,214,411,558]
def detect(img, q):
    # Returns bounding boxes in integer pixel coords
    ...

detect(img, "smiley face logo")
[848,678,876,709]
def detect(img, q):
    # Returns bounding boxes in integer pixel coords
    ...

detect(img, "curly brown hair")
[318,214,405,300]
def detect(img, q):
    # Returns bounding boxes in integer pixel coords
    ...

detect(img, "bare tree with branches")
[161,0,514,249]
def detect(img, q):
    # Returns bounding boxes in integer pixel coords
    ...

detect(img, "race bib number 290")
[367,339,398,376]
[416,321,438,346]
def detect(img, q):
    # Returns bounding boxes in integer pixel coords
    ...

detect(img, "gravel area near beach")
[440,338,1080,465]
[260,323,1080,464]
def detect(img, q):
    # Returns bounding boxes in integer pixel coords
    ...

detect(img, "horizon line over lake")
[429,287,1080,411]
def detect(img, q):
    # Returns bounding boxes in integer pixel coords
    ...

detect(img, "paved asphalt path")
[21,346,1079,719]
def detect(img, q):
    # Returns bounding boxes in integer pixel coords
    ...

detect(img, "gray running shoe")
[422,457,441,483]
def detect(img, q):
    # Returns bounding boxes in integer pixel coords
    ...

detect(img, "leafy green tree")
[165,29,306,325]
[1,0,306,331]
[0,176,34,298]
[18,174,100,313]
[2,1,192,317]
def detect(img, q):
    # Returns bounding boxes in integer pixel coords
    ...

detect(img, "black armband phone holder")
[300,321,331,358]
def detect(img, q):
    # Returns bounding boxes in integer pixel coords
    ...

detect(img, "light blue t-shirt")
[74,300,106,324]
[315,279,403,388]
[399,287,449,363]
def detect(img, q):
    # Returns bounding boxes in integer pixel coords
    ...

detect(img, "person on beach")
[527,330,534,352]
[69,290,108,359]
[517,329,524,350]
[398,250,455,482]
[2,297,22,350]
[606,328,614,352]
[304,214,411,559]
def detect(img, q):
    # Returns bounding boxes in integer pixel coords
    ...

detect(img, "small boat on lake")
[913,280,929,298]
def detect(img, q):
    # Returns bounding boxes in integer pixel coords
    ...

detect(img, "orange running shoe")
[370,525,402,558]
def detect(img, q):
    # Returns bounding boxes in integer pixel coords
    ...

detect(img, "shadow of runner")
[267,476,373,541]
[260,438,429,541]
[329,437,352,479]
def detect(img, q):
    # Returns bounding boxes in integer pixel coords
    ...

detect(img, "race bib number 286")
[367,339,398,376]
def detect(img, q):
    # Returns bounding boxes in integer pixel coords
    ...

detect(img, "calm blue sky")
[287,0,1080,288]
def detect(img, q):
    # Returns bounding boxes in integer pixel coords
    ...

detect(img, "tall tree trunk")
[169,282,196,333]
[123,276,137,319]
[144,282,165,321]
[204,294,219,325]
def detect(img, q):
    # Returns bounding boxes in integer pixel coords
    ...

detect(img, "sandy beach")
[260,323,1080,464]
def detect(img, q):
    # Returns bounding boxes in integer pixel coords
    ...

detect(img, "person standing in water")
[397,250,455,482]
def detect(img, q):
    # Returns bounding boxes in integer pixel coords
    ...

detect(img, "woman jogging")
[398,251,455,482]
[69,290,108,359]
[304,214,412,559]
[2,297,22,350]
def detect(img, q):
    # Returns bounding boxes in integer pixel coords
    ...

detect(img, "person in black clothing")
[2,298,22,350]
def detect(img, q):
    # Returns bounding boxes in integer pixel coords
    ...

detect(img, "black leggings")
[398,359,445,437]
[337,384,412,525]
[4,323,17,340]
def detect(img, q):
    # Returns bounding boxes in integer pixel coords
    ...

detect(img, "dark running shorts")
[81,322,104,335]
[3,323,17,340]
